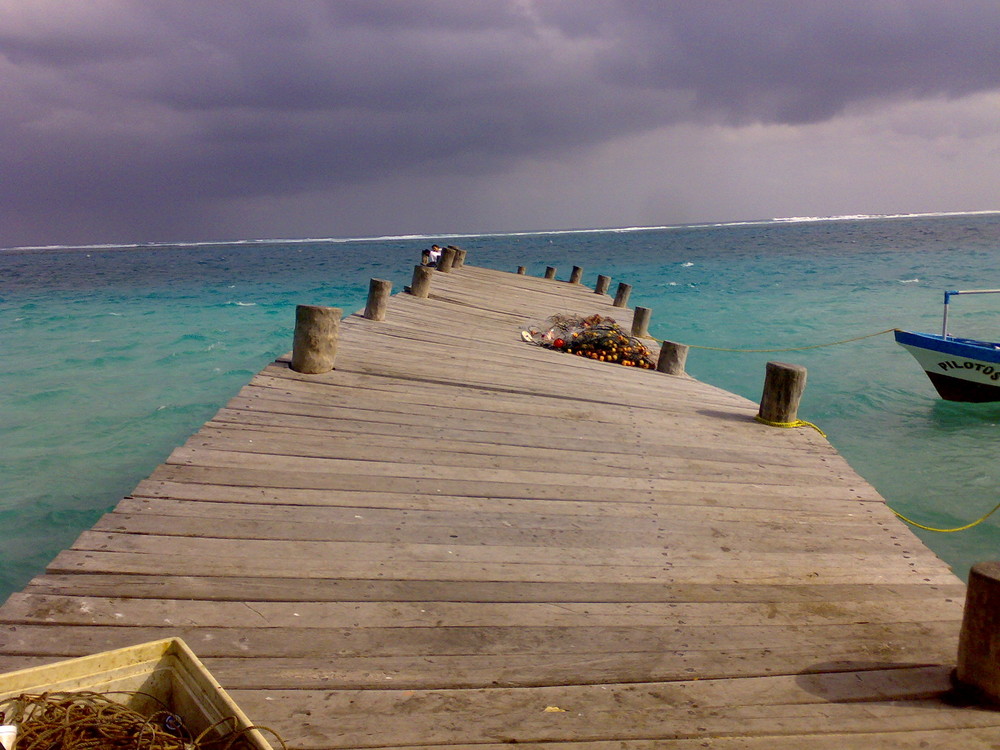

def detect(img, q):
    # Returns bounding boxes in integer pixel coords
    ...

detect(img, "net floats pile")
[521,314,656,369]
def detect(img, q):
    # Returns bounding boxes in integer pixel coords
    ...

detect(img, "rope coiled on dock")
[0,691,286,750]
[752,415,827,437]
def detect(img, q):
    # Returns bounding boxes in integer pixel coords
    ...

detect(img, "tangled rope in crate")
[522,314,656,369]
[0,692,285,750]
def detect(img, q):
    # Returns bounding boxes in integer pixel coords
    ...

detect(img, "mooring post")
[517,266,526,275]
[409,265,434,298]
[569,266,583,284]
[291,304,341,374]
[613,282,632,308]
[437,247,457,272]
[450,246,466,268]
[544,266,557,279]
[595,275,611,295]
[956,561,1000,704]
[758,362,807,424]
[657,340,689,375]
[363,278,392,321]
[631,306,652,338]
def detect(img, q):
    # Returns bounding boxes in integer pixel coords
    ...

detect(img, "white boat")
[895,289,1000,402]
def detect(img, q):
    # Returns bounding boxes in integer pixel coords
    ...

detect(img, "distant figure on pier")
[421,248,432,266]
[428,245,443,265]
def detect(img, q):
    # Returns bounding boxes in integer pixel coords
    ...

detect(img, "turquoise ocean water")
[3,213,1000,602]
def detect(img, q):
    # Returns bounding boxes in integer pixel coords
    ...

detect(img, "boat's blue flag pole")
[941,289,1000,338]
[943,290,957,338]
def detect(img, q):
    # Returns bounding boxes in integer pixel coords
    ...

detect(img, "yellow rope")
[889,501,1000,533]
[751,410,997,532]
[656,324,999,533]
[753,415,827,437]
[752,410,998,531]
[656,327,898,353]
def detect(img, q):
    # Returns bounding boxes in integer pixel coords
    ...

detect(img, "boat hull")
[894,330,1000,402]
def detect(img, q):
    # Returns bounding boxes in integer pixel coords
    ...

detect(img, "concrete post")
[594,275,611,295]
[544,266,557,279]
[569,266,583,284]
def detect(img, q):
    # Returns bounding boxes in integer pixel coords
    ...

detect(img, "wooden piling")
[631,306,652,338]
[409,265,434,298]
[656,340,689,375]
[363,278,392,321]
[450,247,466,268]
[437,247,457,272]
[544,266,557,279]
[290,304,341,374]
[613,282,632,308]
[517,266,526,275]
[569,266,583,284]
[757,361,807,424]
[956,561,1000,704]
[595,275,611,295]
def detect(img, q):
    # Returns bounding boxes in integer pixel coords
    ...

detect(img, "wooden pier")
[1,263,996,747]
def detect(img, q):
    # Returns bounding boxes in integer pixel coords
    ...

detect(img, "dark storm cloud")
[587,2,1000,123]
[2,0,1000,245]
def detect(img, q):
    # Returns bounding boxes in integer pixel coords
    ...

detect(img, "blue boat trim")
[894,330,1000,364]
[895,329,1000,401]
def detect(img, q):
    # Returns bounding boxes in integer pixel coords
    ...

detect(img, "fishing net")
[0,692,285,750]
[521,314,656,369]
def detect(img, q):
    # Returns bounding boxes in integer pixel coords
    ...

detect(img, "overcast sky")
[3,1,1000,247]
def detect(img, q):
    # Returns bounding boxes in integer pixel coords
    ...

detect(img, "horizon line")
[5,209,999,253]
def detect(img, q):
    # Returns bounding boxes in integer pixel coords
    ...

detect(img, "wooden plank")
[253,359,755,412]
[141,464,887,510]
[89,511,936,558]
[67,528,951,571]
[206,402,830,459]
[257,359,760,414]
[132,473,886,510]
[0,594,965,630]
[21,574,967,604]
[108,495,884,527]
[0,621,958,662]
[222,677,998,749]
[160,447,858,491]
[184,423,842,474]
[45,549,958,585]
[0,652,959,692]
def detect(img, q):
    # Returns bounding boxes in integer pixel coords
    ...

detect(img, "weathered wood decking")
[1,264,996,747]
